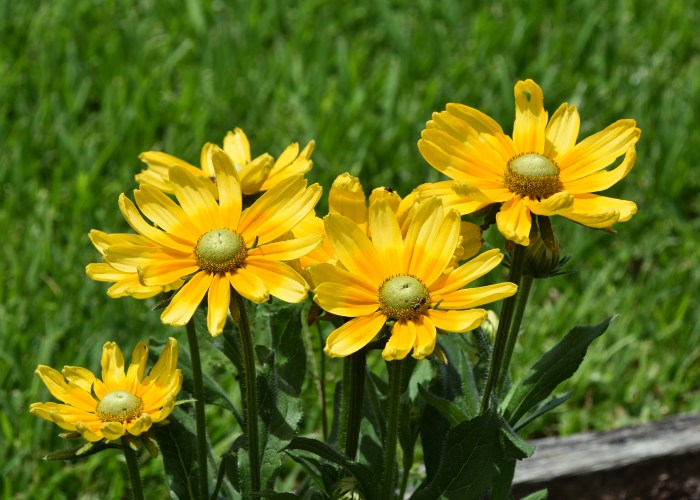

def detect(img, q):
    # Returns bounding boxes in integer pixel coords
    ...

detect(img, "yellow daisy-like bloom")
[30,338,181,442]
[418,79,641,245]
[86,230,183,299]
[101,146,323,335]
[310,197,517,360]
[136,128,314,197]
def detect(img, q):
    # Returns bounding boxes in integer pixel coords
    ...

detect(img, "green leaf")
[285,437,378,500]
[42,441,117,461]
[418,383,468,426]
[411,410,504,500]
[502,317,612,427]
[489,458,516,500]
[522,489,549,500]
[513,391,573,432]
[152,407,201,500]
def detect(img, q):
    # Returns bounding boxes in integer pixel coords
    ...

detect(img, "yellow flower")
[136,128,314,197]
[311,197,517,360]
[100,146,323,335]
[418,79,641,245]
[30,338,182,442]
[86,230,182,299]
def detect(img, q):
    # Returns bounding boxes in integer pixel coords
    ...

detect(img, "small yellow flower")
[98,146,322,335]
[30,338,182,442]
[418,79,641,245]
[311,197,517,360]
[86,230,182,299]
[136,128,314,197]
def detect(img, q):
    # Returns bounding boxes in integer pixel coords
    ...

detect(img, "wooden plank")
[513,413,700,485]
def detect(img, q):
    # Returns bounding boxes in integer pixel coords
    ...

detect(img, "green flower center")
[96,390,143,423]
[504,153,560,199]
[378,275,430,321]
[194,229,247,273]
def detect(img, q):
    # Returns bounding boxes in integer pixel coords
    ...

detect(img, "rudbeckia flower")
[136,128,314,197]
[97,146,322,335]
[310,197,517,360]
[418,79,641,245]
[86,230,182,299]
[30,338,181,442]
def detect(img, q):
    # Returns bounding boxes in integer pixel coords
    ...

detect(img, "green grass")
[2,0,699,496]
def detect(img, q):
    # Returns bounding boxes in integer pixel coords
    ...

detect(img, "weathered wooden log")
[512,412,700,498]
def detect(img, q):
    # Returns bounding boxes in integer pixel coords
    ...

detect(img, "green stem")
[232,292,261,494]
[340,351,366,459]
[498,274,534,393]
[479,244,527,414]
[121,437,144,500]
[185,319,209,500]
[381,359,404,500]
[316,323,328,441]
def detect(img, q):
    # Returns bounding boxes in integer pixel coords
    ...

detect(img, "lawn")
[1,0,699,497]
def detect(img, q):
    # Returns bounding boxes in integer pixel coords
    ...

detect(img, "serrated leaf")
[285,437,378,499]
[411,410,504,500]
[502,317,612,427]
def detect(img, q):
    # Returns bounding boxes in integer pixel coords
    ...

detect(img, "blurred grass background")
[1,0,699,497]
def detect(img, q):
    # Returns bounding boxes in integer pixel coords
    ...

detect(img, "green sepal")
[42,440,116,461]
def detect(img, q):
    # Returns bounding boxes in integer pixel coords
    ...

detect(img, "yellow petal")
[206,274,230,335]
[210,146,243,230]
[161,271,213,326]
[229,267,270,303]
[525,191,574,215]
[324,213,385,287]
[496,197,532,246]
[544,103,580,159]
[324,312,386,358]
[442,103,517,159]
[223,128,251,167]
[138,259,199,287]
[261,140,315,190]
[239,176,321,245]
[328,173,368,231]
[62,366,97,393]
[75,421,104,442]
[101,341,126,390]
[168,166,221,230]
[125,342,148,394]
[429,249,504,296]
[428,308,487,332]
[244,257,309,303]
[382,319,417,361]
[140,338,179,396]
[458,221,483,261]
[562,147,636,194]
[412,315,437,360]
[239,154,274,194]
[34,366,97,412]
[134,185,201,243]
[119,194,193,254]
[368,187,402,213]
[452,181,512,203]
[247,234,324,261]
[512,79,547,154]
[368,199,404,276]
[313,282,379,317]
[412,205,461,286]
[100,421,127,441]
[558,119,641,182]
[433,282,518,309]
[418,181,488,216]
[126,413,153,436]
[307,262,377,294]
[560,194,636,227]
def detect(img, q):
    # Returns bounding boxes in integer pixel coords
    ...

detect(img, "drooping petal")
[562,148,636,194]
[313,282,379,317]
[433,282,518,309]
[428,308,487,332]
[496,197,533,246]
[368,199,404,276]
[558,119,641,181]
[126,413,153,436]
[228,267,269,303]
[559,194,636,227]
[383,319,417,361]
[100,421,127,441]
[324,213,385,287]
[412,315,437,360]
[512,80,547,154]
[207,273,231,335]
[160,271,213,326]
[244,257,309,303]
[324,312,386,358]
[429,249,504,296]
[544,103,580,160]
[525,191,574,215]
